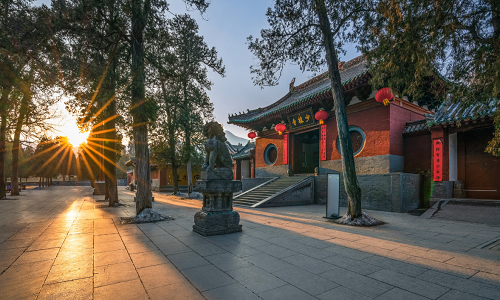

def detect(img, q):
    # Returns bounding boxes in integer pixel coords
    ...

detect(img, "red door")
[464,127,500,199]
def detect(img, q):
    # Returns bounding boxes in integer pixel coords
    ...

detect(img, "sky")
[34,0,360,141]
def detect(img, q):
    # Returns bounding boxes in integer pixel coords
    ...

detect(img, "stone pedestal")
[93,181,105,195]
[193,179,242,236]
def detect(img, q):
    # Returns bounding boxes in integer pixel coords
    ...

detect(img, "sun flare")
[60,122,89,147]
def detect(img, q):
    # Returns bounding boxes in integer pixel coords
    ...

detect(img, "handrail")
[251,176,314,208]
[233,177,278,199]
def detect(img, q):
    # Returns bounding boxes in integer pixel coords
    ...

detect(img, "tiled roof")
[426,98,498,126]
[228,55,368,124]
[232,142,255,160]
[403,119,428,134]
[225,141,244,155]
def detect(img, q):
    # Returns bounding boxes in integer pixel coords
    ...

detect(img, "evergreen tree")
[361,0,500,154]
[247,0,378,222]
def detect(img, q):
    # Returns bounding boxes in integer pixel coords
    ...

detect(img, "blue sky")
[35,0,360,139]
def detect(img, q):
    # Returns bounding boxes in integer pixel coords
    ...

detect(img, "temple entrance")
[461,127,500,199]
[292,130,320,174]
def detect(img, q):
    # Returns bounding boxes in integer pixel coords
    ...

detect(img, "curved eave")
[228,71,369,126]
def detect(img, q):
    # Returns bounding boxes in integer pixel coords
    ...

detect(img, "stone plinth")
[93,181,105,195]
[193,180,242,236]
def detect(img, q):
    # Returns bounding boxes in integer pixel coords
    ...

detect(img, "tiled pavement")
[0,186,499,300]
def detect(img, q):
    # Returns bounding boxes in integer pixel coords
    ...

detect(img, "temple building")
[228,55,499,211]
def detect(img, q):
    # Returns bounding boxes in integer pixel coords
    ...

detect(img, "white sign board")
[326,174,340,218]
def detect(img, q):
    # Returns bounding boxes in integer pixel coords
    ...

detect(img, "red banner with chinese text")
[433,139,443,181]
[320,125,327,161]
[283,134,288,164]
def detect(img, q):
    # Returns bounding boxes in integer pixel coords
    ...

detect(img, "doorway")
[292,130,320,174]
[461,127,500,199]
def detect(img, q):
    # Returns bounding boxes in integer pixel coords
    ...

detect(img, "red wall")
[255,101,428,167]
[255,136,285,168]
[390,104,426,156]
[404,134,431,173]
[326,105,390,160]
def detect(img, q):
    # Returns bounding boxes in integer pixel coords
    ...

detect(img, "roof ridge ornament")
[289,77,296,93]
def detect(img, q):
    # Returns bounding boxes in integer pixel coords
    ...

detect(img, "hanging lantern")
[375,87,394,106]
[275,123,286,135]
[248,132,257,141]
[315,109,329,125]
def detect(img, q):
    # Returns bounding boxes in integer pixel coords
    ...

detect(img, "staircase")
[233,176,311,208]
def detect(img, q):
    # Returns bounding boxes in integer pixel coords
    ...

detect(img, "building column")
[449,132,458,181]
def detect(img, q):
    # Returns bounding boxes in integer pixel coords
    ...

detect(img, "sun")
[61,122,89,147]
[68,130,90,147]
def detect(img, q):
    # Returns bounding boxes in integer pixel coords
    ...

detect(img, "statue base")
[193,210,242,236]
[193,179,242,236]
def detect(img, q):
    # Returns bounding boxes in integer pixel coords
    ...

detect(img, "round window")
[336,126,365,156]
[264,144,278,165]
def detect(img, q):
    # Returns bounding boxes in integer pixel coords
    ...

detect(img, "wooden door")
[464,127,500,199]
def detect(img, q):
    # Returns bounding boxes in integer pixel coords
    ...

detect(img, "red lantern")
[248,132,257,141]
[315,109,329,125]
[375,87,394,106]
[275,123,286,135]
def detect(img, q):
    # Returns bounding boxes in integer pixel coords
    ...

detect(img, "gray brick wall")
[315,172,421,212]
[255,165,288,178]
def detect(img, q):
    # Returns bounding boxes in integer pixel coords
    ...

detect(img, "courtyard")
[0,187,499,299]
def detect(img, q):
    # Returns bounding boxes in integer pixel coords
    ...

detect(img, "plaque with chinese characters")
[287,108,315,130]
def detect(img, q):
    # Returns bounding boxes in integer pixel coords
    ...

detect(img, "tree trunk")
[106,60,119,207]
[39,177,41,188]
[0,85,11,199]
[131,0,152,214]
[187,160,193,195]
[171,160,179,194]
[314,0,362,218]
[11,91,29,196]
[104,111,119,206]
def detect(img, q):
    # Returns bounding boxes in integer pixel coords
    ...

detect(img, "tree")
[129,0,210,214]
[55,0,129,206]
[361,0,500,154]
[149,14,222,195]
[1,1,60,195]
[247,0,379,223]
[0,82,13,199]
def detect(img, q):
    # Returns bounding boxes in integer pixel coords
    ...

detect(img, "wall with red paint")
[390,104,426,156]
[403,133,431,173]
[255,136,285,168]
[326,105,390,160]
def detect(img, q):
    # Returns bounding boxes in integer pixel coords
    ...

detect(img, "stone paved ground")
[432,204,500,227]
[1,186,500,300]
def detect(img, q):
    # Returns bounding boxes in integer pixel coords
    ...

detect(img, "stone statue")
[193,121,242,236]
[201,122,233,180]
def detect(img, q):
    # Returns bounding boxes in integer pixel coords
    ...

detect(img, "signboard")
[287,108,315,131]
[433,139,443,181]
[326,173,340,218]
[283,134,288,164]
[320,125,327,161]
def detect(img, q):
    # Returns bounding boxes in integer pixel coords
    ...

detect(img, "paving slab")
[1,186,500,299]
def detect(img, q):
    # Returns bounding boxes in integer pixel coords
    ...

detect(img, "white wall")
[241,160,250,179]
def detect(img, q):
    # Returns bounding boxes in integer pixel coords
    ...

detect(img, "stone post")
[193,172,242,236]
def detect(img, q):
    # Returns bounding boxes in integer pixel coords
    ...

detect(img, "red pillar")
[430,126,449,181]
